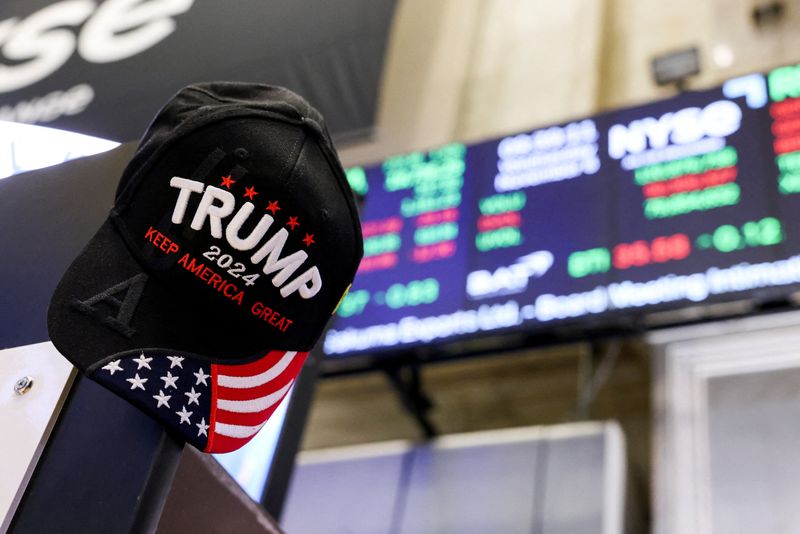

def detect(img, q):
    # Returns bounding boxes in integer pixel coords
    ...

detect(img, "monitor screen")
[324,64,800,357]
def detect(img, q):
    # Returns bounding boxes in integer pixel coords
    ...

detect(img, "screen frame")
[323,63,800,371]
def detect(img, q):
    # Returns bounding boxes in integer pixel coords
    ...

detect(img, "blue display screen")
[324,65,800,357]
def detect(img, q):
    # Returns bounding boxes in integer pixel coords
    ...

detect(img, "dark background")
[0,0,397,142]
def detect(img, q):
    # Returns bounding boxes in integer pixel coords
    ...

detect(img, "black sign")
[652,47,700,86]
[324,63,800,357]
[0,0,397,141]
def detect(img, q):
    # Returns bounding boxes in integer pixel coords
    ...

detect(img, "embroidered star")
[184,387,201,406]
[286,216,300,231]
[133,353,153,370]
[243,186,258,200]
[152,390,171,408]
[220,175,236,189]
[265,200,281,214]
[160,371,179,389]
[102,360,123,375]
[194,368,210,386]
[176,406,193,425]
[126,374,148,391]
[166,356,184,369]
[196,417,209,437]
[302,233,315,247]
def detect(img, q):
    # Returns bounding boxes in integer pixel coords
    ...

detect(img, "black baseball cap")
[47,83,362,453]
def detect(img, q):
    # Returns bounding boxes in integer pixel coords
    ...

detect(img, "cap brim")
[86,344,308,453]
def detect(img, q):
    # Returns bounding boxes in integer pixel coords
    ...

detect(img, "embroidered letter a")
[71,274,148,338]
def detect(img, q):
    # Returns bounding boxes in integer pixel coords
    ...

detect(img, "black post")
[384,363,437,439]
[9,377,184,534]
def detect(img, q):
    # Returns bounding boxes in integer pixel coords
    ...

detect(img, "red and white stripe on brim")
[205,349,308,453]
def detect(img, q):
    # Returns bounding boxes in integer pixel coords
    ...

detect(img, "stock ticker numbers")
[323,144,472,355]
[359,216,402,273]
[567,234,691,278]
[635,147,740,219]
[325,63,800,358]
[612,234,691,270]
[769,64,800,258]
[695,217,784,253]
[769,64,800,197]
[385,143,466,264]
[475,192,526,252]
[336,279,440,319]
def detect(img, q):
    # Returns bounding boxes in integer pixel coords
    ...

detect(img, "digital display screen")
[324,64,800,357]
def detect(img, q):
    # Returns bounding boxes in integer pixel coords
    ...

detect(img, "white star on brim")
[160,371,179,389]
[152,390,171,408]
[133,353,153,370]
[167,355,184,369]
[102,360,123,375]
[193,368,210,386]
[126,373,147,391]
[176,406,193,425]
[196,417,209,437]
[184,387,201,406]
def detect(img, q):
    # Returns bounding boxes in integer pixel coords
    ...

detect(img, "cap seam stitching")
[116,109,305,207]
[280,132,308,189]
[314,142,364,275]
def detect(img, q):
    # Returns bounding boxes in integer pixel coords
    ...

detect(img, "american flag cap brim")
[89,347,309,453]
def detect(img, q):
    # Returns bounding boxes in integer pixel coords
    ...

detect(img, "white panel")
[651,310,800,534]
[398,436,540,534]
[283,423,625,534]
[282,441,412,534]
[540,427,624,534]
[0,342,75,531]
[707,369,800,533]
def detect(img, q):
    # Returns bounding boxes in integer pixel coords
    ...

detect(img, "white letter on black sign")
[0,1,95,93]
[78,0,194,63]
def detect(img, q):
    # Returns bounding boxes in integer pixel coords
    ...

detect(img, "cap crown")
[50,83,362,364]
